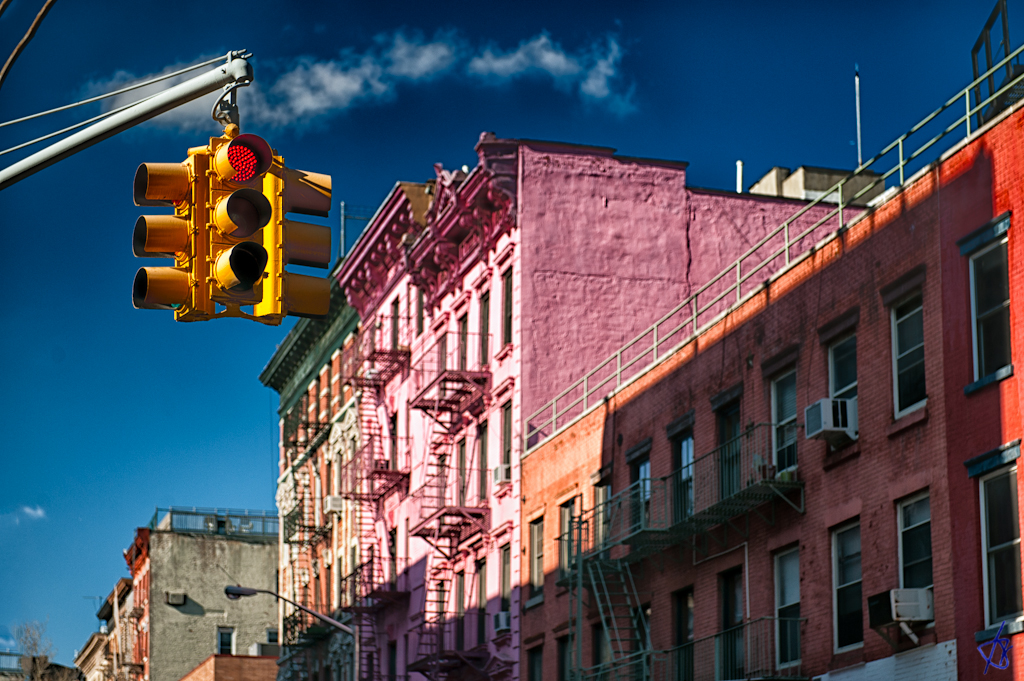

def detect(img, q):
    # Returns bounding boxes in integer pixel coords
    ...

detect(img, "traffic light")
[131,125,330,324]
[255,157,332,322]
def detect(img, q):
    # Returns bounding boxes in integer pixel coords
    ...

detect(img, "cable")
[0,0,15,21]
[0,91,159,157]
[0,0,59,94]
[0,53,227,129]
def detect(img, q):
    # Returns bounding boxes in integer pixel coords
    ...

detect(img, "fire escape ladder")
[587,559,646,661]
[416,551,454,679]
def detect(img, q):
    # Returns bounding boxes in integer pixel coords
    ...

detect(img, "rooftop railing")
[148,507,278,539]
[526,41,1024,452]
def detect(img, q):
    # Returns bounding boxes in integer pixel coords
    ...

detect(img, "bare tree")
[14,620,81,681]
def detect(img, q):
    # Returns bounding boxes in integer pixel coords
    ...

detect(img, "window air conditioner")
[868,588,934,628]
[324,496,345,514]
[493,464,512,485]
[804,396,858,446]
[494,611,511,633]
[248,642,280,657]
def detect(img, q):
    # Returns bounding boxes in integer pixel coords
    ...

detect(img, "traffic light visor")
[134,163,189,206]
[133,215,190,257]
[214,134,273,183]
[214,242,269,291]
[133,267,189,309]
[214,188,272,238]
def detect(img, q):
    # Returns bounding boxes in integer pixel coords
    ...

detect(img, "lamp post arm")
[255,589,353,635]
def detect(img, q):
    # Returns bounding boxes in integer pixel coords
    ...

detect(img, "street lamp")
[224,585,354,635]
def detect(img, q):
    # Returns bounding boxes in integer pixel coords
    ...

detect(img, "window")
[981,467,1022,626]
[593,624,610,667]
[458,313,469,370]
[718,402,742,500]
[971,239,1011,381]
[501,400,513,467]
[391,297,400,350]
[776,549,800,666]
[720,569,744,678]
[527,646,543,681]
[455,571,466,650]
[833,522,863,650]
[416,287,424,336]
[631,455,651,530]
[389,414,398,470]
[674,588,694,680]
[672,432,694,522]
[559,499,575,577]
[892,295,926,417]
[478,422,488,500]
[267,628,278,644]
[557,636,570,681]
[772,371,797,471]
[457,439,467,506]
[480,291,490,365]
[476,558,487,645]
[500,545,511,612]
[502,267,513,346]
[388,641,398,681]
[830,335,858,400]
[593,484,610,552]
[899,493,932,589]
[529,517,544,599]
[217,627,235,655]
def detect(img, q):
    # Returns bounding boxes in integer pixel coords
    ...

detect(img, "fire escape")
[339,313,412,680]
[564,424,806,681]
[407,330,492,681]
[282,393,333,655]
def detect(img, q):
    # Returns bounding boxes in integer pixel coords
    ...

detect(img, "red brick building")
[521,71,1022,680]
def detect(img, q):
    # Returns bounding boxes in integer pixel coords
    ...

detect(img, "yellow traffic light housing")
[131,126,332,324]
[255,163,332,322]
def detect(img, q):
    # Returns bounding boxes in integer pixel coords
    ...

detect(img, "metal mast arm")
[0,53,253,191]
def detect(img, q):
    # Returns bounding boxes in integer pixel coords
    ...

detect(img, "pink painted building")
[333,132,839,680]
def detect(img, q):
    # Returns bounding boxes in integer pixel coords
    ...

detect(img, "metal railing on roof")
[148,507,278,538]
[525,41,1024,452]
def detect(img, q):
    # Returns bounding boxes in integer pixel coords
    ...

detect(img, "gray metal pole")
[855,64,863,167]
[0,56,253,191]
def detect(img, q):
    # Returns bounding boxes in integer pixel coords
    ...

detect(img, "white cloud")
[86,30,633,133]
[385,33,458,79]
[468,34,581,79]
[21,505,46,520]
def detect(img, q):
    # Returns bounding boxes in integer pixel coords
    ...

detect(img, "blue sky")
[0,0,1009,664]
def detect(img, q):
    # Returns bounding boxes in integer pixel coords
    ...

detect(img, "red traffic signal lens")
[228,145,259,182]
[214,134,273,184]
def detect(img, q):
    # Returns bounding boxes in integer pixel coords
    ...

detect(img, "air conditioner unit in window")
[248,642,280,657]
[494,611,511,633]
[804,396,858,446]
[868,588,934,628]
[324,496,345,514]
[493,464,511,485]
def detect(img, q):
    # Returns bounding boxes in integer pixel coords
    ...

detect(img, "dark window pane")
[990,544,1024,620]
[778,603,800,664]
[979,307,1011,377]
[904,560,934,590]
[832,336,857,396]
[986,474,1020,548]
[836,583,863,648]
[975,243,1010,314]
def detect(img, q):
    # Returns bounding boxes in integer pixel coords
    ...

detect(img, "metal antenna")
[855,64,863,167]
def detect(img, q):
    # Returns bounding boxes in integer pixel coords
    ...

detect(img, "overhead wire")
[0,53,228,129]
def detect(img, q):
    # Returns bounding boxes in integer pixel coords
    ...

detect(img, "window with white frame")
[529,516,544,599]
[833,522,862,650]
[830,335,857,400]
[773,371,797,471]
[898,493,932,590]
[891,294,926,417]
[217,627,235,655]
[970,238,1011,381]
[981,467,1023,626]
[776,548,800,666]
